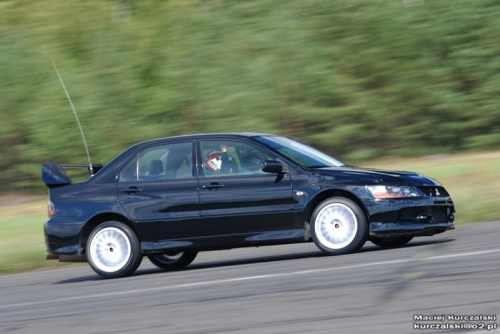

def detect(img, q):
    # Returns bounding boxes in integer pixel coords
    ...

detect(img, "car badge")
[435,188,440,196]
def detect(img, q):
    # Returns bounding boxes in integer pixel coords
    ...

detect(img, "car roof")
[134,132,275,147]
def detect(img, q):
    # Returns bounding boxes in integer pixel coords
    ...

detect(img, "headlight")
[366,185,422,199]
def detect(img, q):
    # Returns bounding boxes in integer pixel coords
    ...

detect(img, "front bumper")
[370,221,455,237]
[365,194,455,238]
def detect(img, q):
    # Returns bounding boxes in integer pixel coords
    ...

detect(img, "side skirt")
[142,229,307,253]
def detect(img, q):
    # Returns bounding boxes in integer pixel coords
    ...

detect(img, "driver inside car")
[205,144,239,175]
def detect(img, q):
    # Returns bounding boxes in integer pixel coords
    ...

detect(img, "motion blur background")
[2,0,499,189]
[0,0,499,271]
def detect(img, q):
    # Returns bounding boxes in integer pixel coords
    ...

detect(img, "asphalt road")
[1,222,499,334]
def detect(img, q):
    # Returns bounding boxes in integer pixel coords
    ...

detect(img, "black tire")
[371,236,413,248]
[86,221,142,279]
[148,250,198,270]
[311,197,367,255]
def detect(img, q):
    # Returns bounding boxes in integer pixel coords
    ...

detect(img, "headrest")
[149,159,163,175]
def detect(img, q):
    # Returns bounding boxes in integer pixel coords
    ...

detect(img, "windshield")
[254,136,344,168]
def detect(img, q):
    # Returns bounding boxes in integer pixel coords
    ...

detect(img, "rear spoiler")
[42,163,104,189]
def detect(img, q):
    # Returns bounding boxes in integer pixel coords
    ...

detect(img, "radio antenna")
[52,62,94,176]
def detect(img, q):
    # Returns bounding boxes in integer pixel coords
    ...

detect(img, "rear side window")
[119,142,194,181]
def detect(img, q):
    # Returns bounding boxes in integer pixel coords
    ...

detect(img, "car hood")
[309,166,441,186]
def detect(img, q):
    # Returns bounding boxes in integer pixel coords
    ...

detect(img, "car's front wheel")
[86,221,142,279]
[147,250,198,270]
[311,197,367,255]
[371,236,413,248]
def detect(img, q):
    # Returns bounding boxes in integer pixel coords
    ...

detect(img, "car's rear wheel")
[147,250,198,270]
[371,236,413,248]
[311,197,367,255]
[87,221,142,279]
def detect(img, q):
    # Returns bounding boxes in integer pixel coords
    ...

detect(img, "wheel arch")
[305,189,369,225]
[80,213,139,254]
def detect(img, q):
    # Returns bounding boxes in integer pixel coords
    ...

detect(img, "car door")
[118,141,200,243]
[198,138,294,236]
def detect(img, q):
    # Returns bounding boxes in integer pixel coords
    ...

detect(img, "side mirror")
[262,160,283,174]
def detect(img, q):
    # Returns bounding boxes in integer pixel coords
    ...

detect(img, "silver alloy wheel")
[89,227,131,273]
[314,203,358,250]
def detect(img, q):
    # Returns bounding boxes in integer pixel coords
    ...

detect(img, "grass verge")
[0,197,80,274]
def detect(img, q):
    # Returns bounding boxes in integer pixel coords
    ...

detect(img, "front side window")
[254,136,344,168]
[120,142,193,181]
[200,140,272,177]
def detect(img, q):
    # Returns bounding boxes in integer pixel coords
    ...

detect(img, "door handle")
[202,182,224,190]
[122,186,143,194]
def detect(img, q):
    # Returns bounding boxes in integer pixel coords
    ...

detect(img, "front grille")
[417,186,449,197]
[431,207,447,223]
[398,207,427,222]
[398,206,449,223]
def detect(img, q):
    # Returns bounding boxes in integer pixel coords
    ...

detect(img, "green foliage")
[1,0,500,190]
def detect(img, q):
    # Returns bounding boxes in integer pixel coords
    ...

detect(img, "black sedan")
[42,133,455,278]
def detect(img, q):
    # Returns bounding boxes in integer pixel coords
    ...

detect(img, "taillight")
[48,201,55,217]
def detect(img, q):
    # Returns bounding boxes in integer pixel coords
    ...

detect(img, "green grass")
[0,197,79,274]
[1,151,499,273]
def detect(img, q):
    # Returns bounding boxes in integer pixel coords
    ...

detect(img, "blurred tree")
[0,0,499,191]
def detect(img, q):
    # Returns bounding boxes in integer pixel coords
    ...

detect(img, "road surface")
[1,221,499,333]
